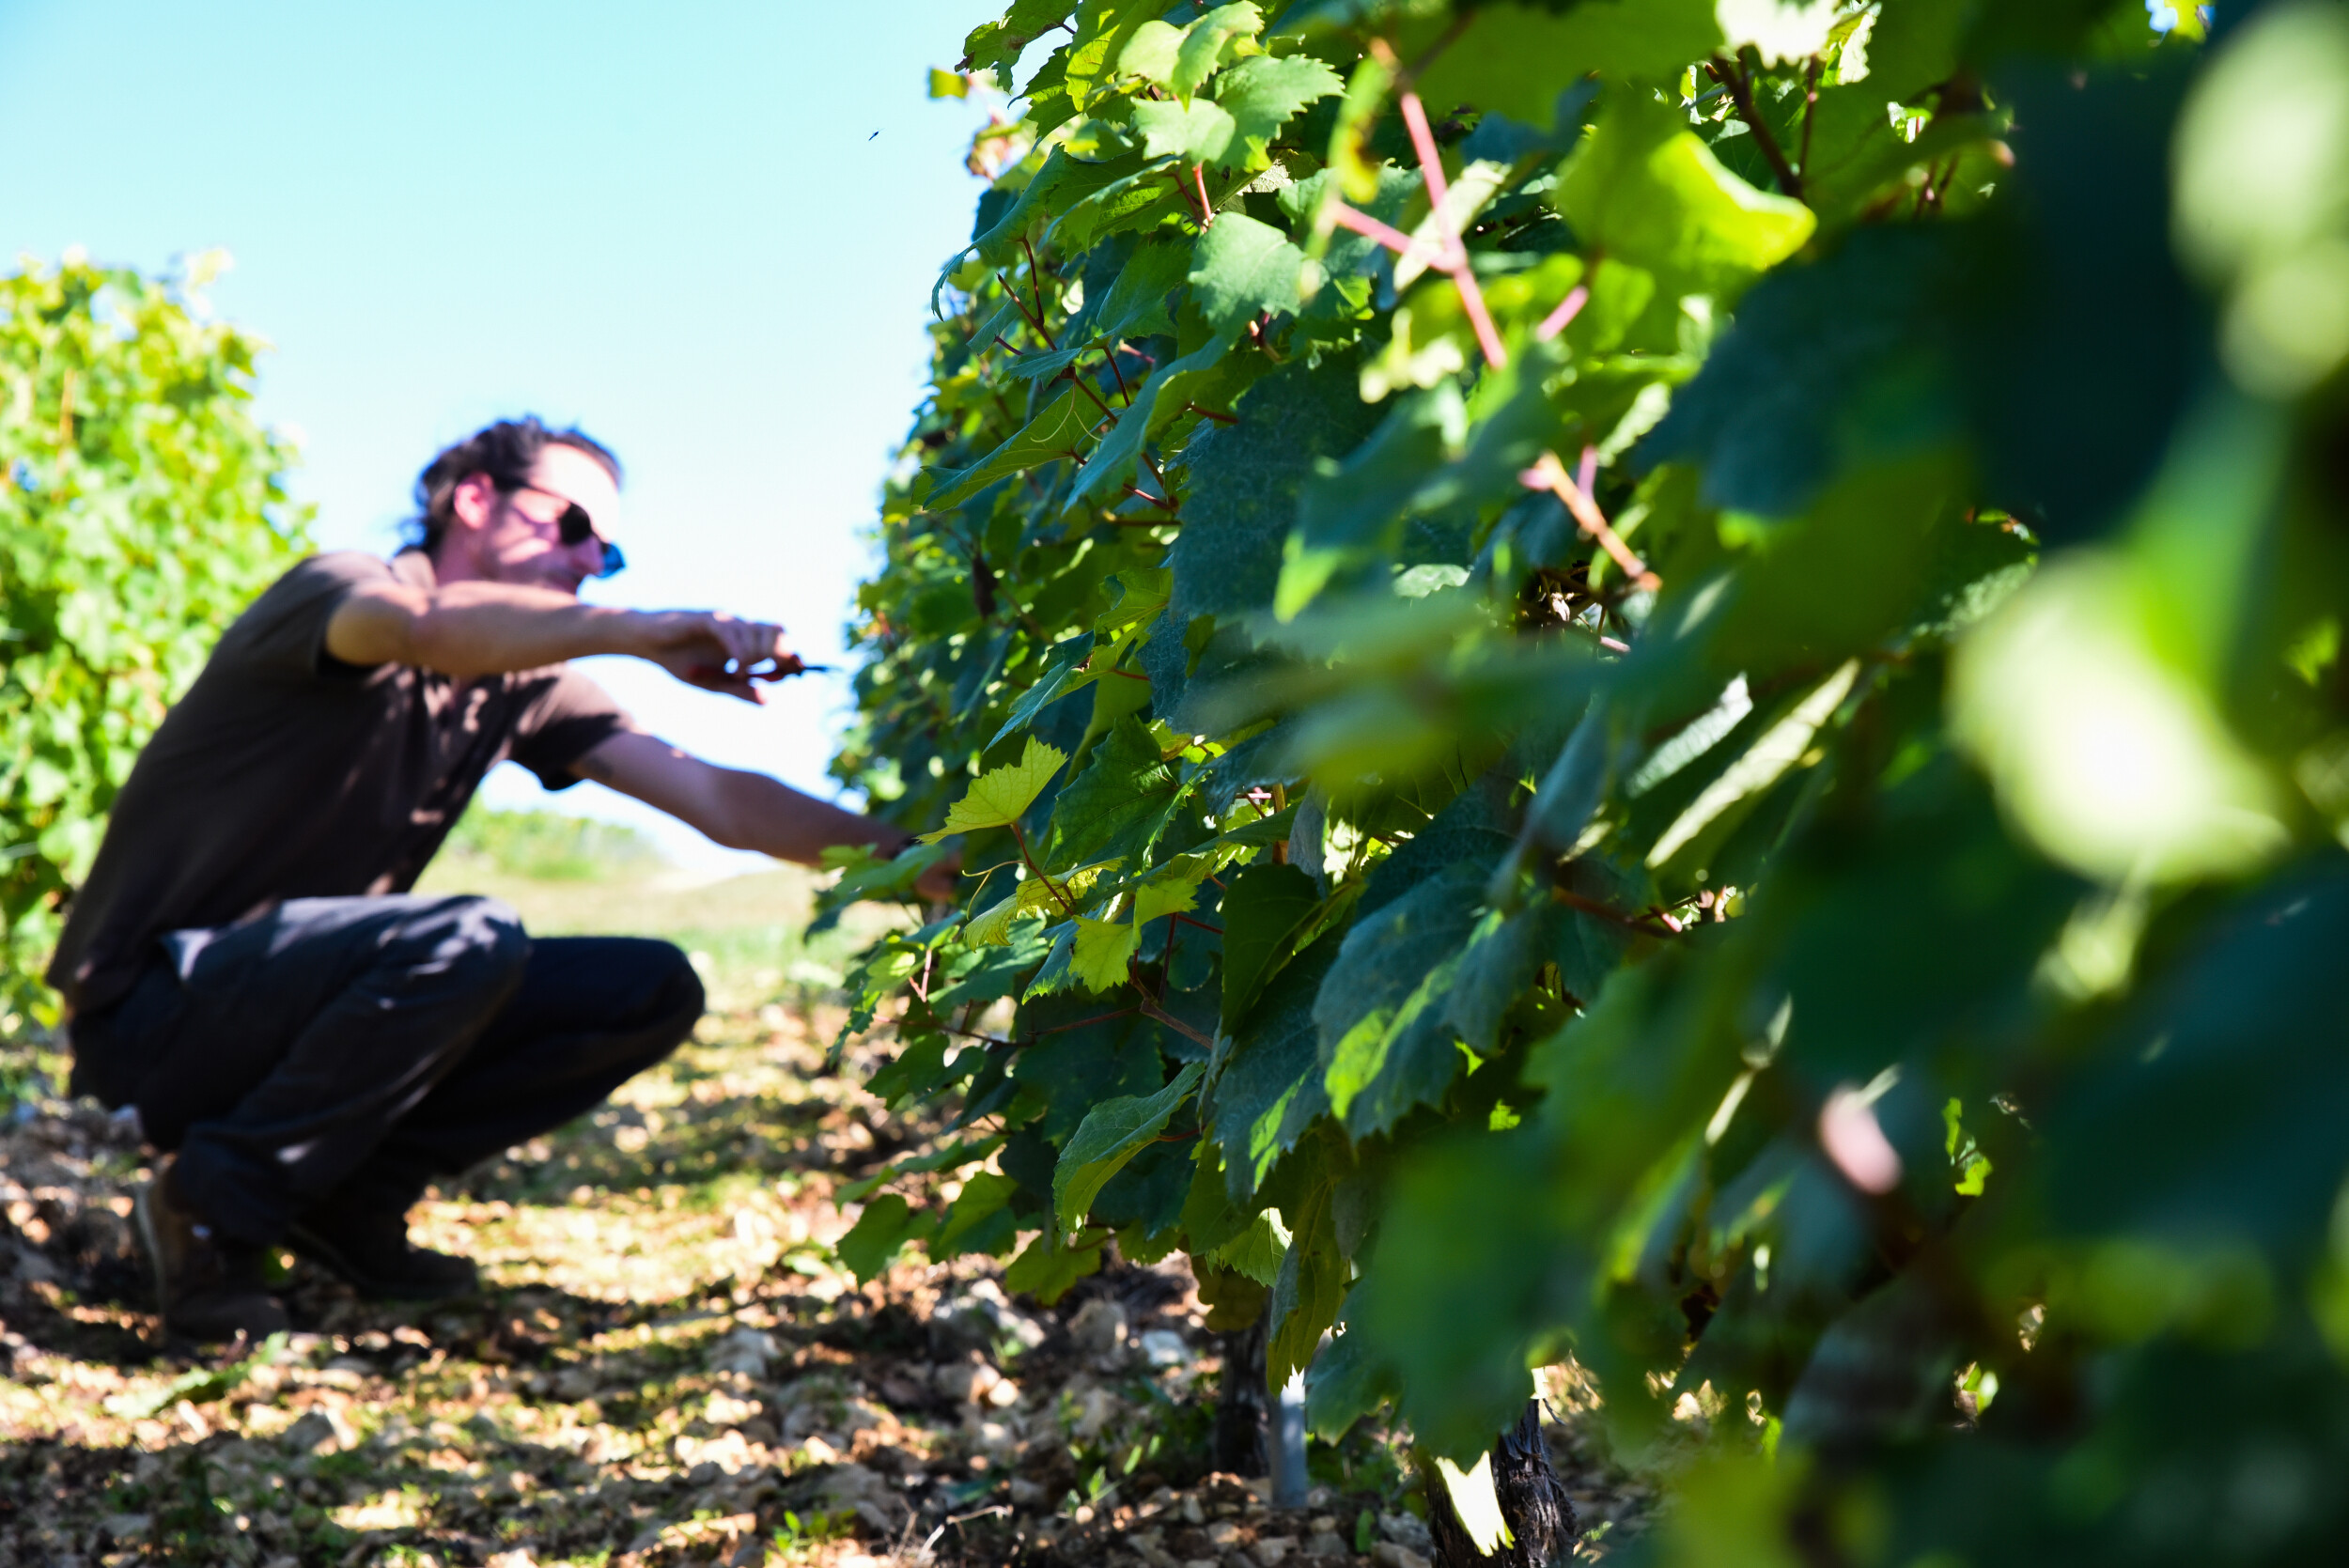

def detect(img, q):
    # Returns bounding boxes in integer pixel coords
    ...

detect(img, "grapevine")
[830,1,2349,1558]
[0,253,309,1048]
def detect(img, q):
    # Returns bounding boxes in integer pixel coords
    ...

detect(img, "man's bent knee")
[383,895,531,998]
[646,939,706,1047]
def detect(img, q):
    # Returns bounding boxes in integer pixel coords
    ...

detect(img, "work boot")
[287,1202,478,1302]
[134,1156,290,1344]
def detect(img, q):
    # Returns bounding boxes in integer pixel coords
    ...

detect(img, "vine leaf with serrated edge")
[1053,1061,1207,1231]
[922,736,1069,841]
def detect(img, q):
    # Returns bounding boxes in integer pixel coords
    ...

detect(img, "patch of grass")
[438,806,661,883]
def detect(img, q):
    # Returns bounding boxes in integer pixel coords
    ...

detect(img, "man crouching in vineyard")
[46,416,952,1343]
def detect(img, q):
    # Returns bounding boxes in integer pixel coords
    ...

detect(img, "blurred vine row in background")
[1,254,307,1105]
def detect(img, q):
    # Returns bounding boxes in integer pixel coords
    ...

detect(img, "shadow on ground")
[2,1001,1649,1567]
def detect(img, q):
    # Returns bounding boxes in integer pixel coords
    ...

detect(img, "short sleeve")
[507,666,635,789]
[210,552,391,681]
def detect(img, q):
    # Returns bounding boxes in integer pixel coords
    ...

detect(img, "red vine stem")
[1521,447,1660,594]
[943,1004,1146,1051]
[1002,275,1059,351]
[1065,369,1118,423]
[1139,998,1216,1048]
[1705,54,1802,199]
[1169,167,1212,228]
[1535,283,1587,341]
[1325,202,1447,270]
[1552,887,1681,936]
[1400,91,1507,368]
[1399,90,1453,215]
[1318,92,1508,369]
[1019,236,1055,341]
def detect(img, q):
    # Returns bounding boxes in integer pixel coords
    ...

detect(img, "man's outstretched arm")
[325,580,801,703]
[572,731,957,899]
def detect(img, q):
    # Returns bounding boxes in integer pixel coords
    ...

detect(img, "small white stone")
[1070,1296,1128,1358]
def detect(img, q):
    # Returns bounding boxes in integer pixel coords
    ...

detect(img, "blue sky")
[0,0,1008,870]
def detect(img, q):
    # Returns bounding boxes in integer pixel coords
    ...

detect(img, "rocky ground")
[0,1000,1654,1567]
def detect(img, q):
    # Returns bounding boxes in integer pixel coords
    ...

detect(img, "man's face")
[455,444,621,596]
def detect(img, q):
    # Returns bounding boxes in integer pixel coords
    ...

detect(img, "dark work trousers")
[68,894,704,1247]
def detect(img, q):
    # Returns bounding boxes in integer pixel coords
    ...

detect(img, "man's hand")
[628,610,808,704]
[326,579,818,699]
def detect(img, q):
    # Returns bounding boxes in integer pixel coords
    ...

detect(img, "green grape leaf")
[1552,90,1815,294]
[1268,1179,1346,1387]
[932,1170,1021,1259]
[992,631,1098,747]
[1019,43,1078,135]
[1190,211,1307,334]
[1178,1141,1254,1255]
[1043,714,1189,868]
[1415,0,1722,123]
[1281,382,1466,618]
[1062,0,1163,117]
[1090,236,1193,345]
[1858,0,1969,101]
[1172,3,1264,99]
[925,385,1098,510]
[1318,863,1486,1138]
[972,147,1149,265]
[1637,225,1958,517]
[1169,350,1383,620]
[839,1134,1004,1204]
[1211,54,1346,169]
[836,1194,937,1285]
[1070,913,1143,991]
[1306,1313,1403,1441]
[2045,876,2349,1250]
[1003,1230,1108,1302]
[1119,19,1188,84]
[1065,329,1242,508]
[1132,869,1201,926]
[930,922,1063,1010]
[963,0,1078,74]
[1054,1061,1207,1230]
[869,1032,955,1107]
[1209,1206,1290,1285]
[1097,566,1175,639]
[1205,930,1341,1201]
[923,735,1069,840]
[1219,862,1325,1031]
[1133,97,1241,164]
[965,893,1027,946]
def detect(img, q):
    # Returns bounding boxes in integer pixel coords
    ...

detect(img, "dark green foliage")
[830,2,2349,1558]
[0,256,308,1035]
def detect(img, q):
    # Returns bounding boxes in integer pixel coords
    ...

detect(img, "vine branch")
[1521,448,1660,595]
[1008,821,1077,917]
[1705,53,1803,200]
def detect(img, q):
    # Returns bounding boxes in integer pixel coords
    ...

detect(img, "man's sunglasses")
[502,482,626,578]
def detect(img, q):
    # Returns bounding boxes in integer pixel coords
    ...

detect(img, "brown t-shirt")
[47,550,633,1014]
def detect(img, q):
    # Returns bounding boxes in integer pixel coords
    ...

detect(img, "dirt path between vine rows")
[0,1001,1655,1567]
